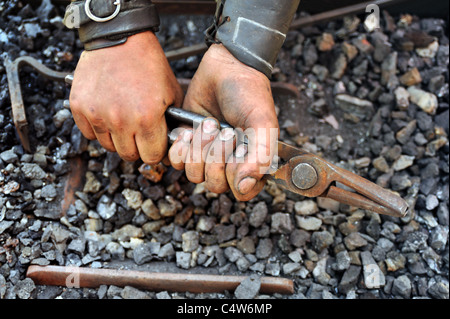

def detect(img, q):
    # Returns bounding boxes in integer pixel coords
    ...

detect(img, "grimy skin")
[70,32,279,201]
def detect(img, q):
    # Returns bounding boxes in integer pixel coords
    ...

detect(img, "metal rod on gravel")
[27,265,295,295]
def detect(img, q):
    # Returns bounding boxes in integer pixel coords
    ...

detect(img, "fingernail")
[182,129,193,143]
[235,144,247,158]
[238,177,257,195]
[220,128,235,141]
[202,119,218,134]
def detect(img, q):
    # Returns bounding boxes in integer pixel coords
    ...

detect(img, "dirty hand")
[70,31,183,164]
[169,44,279,201]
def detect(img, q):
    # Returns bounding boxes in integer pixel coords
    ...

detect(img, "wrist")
[64,0,160,51]
[84,31,162,58]
[206,0,300,78]
[207,44,270,80]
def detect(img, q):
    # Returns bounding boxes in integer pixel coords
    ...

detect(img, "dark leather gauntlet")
[63,0,160,50]
[206,0,300,78]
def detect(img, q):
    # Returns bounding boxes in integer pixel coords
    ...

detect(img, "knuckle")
[90,117,104,128]
[108,110,124,129]
[69,96,82,113]
[135,112,153,128]
[121,152,140,162]
[142,152,164,165]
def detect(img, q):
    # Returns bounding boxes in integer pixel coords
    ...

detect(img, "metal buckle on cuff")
[85,0,121,23]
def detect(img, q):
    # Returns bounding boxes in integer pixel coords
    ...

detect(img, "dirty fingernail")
[182,129,193,143]
[202,119,218,134]
[238,177,257,195]
[235,144,247,158]
[220,128,235,141]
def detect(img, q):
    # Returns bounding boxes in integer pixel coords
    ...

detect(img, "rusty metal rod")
[323,185,406,217]
[290,0,410,29]
[4,56,71,153]
[27,265,295,295]
[166,43,209,61]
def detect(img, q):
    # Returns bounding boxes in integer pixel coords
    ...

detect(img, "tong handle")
[322,160,409,217]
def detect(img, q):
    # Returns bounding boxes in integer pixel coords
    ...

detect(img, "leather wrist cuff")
[63,0,160,50]
[206,0,300,78]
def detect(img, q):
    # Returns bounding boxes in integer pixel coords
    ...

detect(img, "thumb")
[225,96,279,201]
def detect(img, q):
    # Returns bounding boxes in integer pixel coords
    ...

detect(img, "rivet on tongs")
[291,163,318,190]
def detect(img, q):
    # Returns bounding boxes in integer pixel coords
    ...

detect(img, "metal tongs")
[64,74,407,218]
[165,107,409,218]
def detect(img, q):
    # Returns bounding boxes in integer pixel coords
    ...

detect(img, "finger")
[226,142,266,201]
[204,127,236,194]
[110,132,140,162]
[185,117,220,184]
[71,111,96,140]
[168,128,193,171]
[135,118,168,165]
[93,131,116,152]
[226,122,279,201]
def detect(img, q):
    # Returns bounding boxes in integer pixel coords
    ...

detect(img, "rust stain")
[60,156,85,216]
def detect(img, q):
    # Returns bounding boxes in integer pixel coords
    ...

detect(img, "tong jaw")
[269,142,409,218]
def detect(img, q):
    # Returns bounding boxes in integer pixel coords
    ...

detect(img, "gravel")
[0,1,448,300]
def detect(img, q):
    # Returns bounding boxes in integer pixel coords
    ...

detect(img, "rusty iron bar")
[4,56,71,153]
[153,0,216,14]
[60,156,86,216]
[323,185,402,217]
[165,42,209,61]
[27,265,295,294]
[290,0,410,29]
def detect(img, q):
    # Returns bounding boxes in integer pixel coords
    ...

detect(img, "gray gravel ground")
[0,0,448,300]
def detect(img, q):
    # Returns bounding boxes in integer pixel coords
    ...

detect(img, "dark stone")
[421,162,440,179]
[338,265,361,294]
[290,229,311,248]
[133,242,161,265]
[416,112,434,132]
[390,174,412,191]
[310,230,334,252]
[435,110,449,134]
[234,275,261,299]
[303,42,318,67]
[36,285,63,299]
[256,238,273,259]
[213,224,236,244]
[391,275,411,298]
[365,217,381,240]
[419,178,439,195]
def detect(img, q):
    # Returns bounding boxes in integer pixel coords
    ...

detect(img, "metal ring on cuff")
[85,0,121,23]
